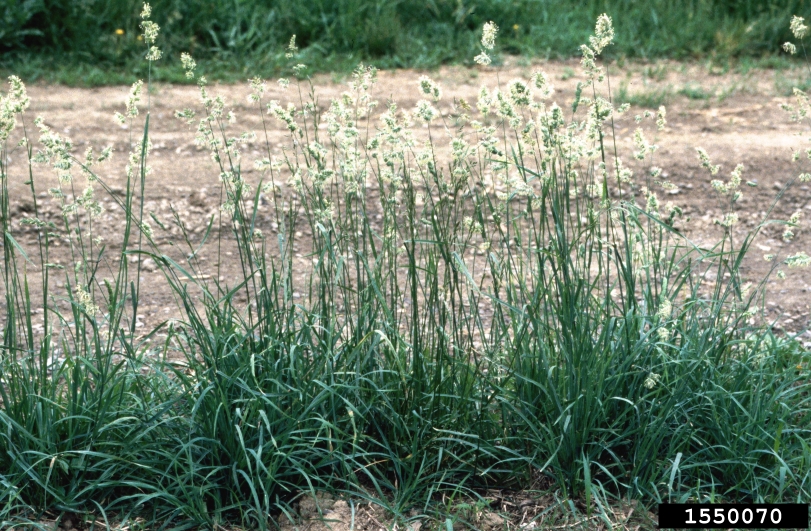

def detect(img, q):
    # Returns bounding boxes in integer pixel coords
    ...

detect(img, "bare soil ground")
[30,490,659,531]
[3,59,811,343]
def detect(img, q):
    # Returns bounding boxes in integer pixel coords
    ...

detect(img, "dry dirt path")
[3,59,811,340]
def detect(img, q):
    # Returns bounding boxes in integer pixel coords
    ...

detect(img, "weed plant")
[1,6,810,529]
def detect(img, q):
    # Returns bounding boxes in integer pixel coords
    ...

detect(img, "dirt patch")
[2,59,810,344]
[275,489,657,531]
[15,490,659,531]
[279,492,396,531]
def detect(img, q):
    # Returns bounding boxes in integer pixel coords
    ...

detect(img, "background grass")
[1,0,811,85]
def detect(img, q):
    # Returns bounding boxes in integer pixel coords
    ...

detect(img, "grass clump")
[678,83,713,100]
[1,7,810,529]
[615,82,672,108]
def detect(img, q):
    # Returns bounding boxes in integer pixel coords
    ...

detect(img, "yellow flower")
[115,28,125,36]
[513,24,520,31]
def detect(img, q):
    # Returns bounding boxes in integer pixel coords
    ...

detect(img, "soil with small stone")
[2,58,811,348]
[31,486,658,531]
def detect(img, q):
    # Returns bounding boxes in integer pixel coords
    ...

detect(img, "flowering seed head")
[124,80,143,119]
[0,78,29,142]
[580,44,597,76]
[729,163,743,189]
[286,35,298,58]
[790,16,808,39]
[633,128,651,160]
[507,79,531,107]
[656,105,667,131]
[181,53,196,78]
[785,251,811,268]
[415,100,437,122]
[481,21,498,50]
[531,71,554,99]
[145,46,162,61]
[711,179,728,194]
[494,89,518,122]
[477,86,492,115]
[788,210,802,226]
[590,14,614,55]
[474,52,491,66]
[7,76,29,113]
[646,191,659,215]
[140,221,152,239]
[719,212,738,227]
[418,76,442,101]
[644,372,661,389]
[696,147,719,175]
[75,286,99,316]
[784,42,798,54]
[140,2,151,19]
[140,20,159,44]
[248,77,266,103]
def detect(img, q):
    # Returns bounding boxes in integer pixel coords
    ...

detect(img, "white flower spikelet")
[791,16,808,39]
[181,53,196,78]
[656,299,672,320]
[286,35,298,58]
[531,71,554,99]
[0,76,30,143]
[475,21,498,66]
[507,79,531,107]
[418,76,442,101]
[656,106,667,131]
[75,285,99,316]
[785,252,811,268]
[474,53,491,66]
[481,21,498,50]
[696,147,719,175]
[590,14,614,55]
[415,100,437,122]
[145,46,162,61]
[719,212,739,227]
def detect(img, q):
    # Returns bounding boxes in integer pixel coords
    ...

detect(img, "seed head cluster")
[475,21,498,65]
[0,76,29,143]
[418,76,442,101]
[791,15,808,39]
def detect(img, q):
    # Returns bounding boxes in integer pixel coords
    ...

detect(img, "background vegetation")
[1,0,810,85]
